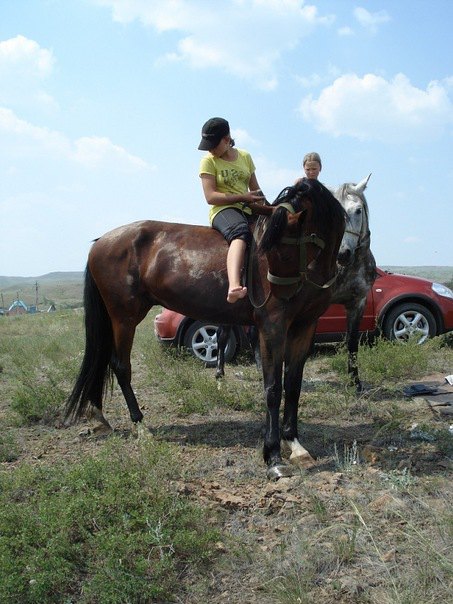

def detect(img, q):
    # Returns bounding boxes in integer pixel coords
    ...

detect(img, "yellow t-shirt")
[199,148,255,224]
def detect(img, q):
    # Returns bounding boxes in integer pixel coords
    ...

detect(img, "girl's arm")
[201,174,264,206]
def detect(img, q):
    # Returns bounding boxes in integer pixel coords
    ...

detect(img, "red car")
[154,268,453,366]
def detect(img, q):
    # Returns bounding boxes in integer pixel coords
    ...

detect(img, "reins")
[247,216,272,309]
[266,202,337,292]
[247,201,338,308]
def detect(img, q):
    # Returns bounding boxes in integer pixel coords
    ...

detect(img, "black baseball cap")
[198,117,230,150]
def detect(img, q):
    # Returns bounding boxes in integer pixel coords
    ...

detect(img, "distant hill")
[382,266,453,285]
[0,272,84,310]
[1,267,452,311]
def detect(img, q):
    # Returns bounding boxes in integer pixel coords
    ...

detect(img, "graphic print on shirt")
[220,168,244,189]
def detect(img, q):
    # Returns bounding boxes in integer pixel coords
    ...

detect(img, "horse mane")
[260,178,345,252]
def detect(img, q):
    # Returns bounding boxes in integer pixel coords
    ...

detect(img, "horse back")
[87,220,253,323]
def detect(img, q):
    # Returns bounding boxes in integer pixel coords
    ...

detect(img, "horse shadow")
[142,415,449,478]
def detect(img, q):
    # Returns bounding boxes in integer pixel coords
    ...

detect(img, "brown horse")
[65,179,345,479]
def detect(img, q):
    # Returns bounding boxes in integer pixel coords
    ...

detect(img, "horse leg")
[215,325,231,379]
[282,323,316,467]
[259,329,292,480]
[110,319,144,424]
[345,299,366,393]
[248,325,262,370]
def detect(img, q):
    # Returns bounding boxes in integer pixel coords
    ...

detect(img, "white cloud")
[0,106,154,171]
[0,35,57,108]
[0,107,69,155]
[296,64,341,89]
[73,136,151,171]
[299,73,453,142]
[353,7,390,33]
[338,26,353,36]
[0,35,55,76]
[92,0,334,88]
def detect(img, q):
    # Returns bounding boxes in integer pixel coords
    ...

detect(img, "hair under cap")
[198,117,230,150]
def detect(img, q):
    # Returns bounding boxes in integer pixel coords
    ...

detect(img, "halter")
[342,227,370,250]
[248,202,337,308]
[341,197,370,252]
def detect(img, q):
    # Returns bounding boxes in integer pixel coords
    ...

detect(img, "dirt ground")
[3,351,453,604]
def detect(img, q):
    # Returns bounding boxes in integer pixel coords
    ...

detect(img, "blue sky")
[1,0,452,276]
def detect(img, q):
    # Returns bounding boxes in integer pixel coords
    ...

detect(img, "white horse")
[330,174,376,391]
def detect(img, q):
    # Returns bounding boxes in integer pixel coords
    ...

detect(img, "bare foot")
[227,286,247,303]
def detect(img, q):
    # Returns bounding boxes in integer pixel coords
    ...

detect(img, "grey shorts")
[212,208,253,245]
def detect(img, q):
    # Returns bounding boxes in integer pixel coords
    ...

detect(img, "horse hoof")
[92,422,113,436]
[266,463,294,481]
[289,452,315,468]
[132,422,151,439]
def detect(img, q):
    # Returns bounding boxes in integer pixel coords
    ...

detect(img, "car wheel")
[382,302,437,344]
[183,321,238,366]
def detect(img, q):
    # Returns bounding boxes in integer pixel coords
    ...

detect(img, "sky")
[1,0,452,277]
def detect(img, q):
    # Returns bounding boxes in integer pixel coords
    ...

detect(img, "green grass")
[0,312,83,425]
[0,437,219,604]
[140,334,262,415]
[0,424,20,462]
[328,336,436,385]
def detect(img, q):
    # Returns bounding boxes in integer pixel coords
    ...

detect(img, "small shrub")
[333,439,360,472]
[437,331,453,349]
[11,367,68,424]
[329,337,433,385]
[0,437,219,604]
[379,467,417,490]
[0,426,20,462]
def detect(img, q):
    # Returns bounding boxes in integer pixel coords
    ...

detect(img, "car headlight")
[432,282,453,299]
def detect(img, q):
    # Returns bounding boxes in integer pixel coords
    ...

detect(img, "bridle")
[341,197,370,253]
[248,202,338,308]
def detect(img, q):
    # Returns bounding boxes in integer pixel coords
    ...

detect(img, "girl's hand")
[244,189,266,204]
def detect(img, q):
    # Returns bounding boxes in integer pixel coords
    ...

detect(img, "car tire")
[382,302,437,344]
[183,321,238,366]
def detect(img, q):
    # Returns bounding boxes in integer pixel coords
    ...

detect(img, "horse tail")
[65,265,114,424]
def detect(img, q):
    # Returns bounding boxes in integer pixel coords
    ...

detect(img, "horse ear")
[352,173,372,194]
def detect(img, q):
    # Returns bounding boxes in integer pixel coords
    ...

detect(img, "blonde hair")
[303,152,322,168]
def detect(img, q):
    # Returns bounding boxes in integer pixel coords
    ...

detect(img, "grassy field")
[0,310,452,603]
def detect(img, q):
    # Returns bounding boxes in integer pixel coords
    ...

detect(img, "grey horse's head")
[334,174,371,267]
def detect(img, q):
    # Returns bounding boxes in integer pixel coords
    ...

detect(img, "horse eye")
[355,208,362,215]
